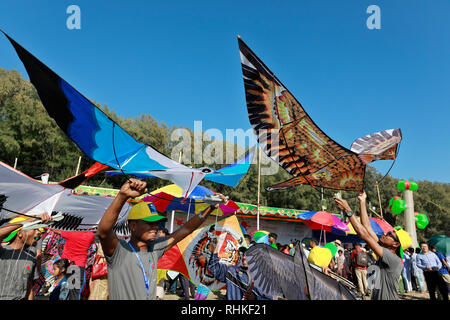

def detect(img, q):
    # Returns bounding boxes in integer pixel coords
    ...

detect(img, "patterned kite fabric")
[238,37,401,192]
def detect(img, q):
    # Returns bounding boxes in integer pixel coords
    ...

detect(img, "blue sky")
[0,0,449,183]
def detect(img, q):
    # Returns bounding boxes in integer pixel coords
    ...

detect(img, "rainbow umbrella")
[296,211,351,235]
[251,230,270,245]
[143,184,239,216]
[346,217,394,236]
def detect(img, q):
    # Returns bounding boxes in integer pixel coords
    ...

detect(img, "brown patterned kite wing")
[239,38,365,191]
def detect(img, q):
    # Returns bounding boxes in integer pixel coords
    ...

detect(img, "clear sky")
[0,0,449,183]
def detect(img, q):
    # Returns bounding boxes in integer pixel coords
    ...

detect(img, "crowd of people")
[0,179,448,301]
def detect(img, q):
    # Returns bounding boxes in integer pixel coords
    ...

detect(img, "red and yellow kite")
[157,215,246,291]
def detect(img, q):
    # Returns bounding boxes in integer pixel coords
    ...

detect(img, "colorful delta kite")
[143,184,240,217]
[2,31,254,199]
[157,215,246,291]
[0,161,132,235]
[238,37,402,192]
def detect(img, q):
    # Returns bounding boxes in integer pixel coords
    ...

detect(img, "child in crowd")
[48,259,70,300]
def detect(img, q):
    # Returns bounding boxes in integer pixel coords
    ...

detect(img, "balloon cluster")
[397,180,418,191]
[388,196,406,215]
[414,212,429,229]
[387,180,429,230]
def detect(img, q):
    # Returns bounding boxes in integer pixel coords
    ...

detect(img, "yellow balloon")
[308,246,332,268]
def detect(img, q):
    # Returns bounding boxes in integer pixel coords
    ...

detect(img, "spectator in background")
[430,244,450,296]
[268,233,278,250]
[416,242,448,300]
[301,242,310,259]
[48,258,70,300]
[50,229,95,300]
[410,247,426,293]
[336,249,345,276]
[208,245,271,300]
[401,248,412,293]
[288,242,296,256]
[308,238,318,250]
[342,247,352,281]
[333,240,344,258]
[350,242,369,296]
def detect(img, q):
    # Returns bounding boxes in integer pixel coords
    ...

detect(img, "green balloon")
[388,197,406,215]
[397,180,418,191]
[410,182,418,191]
[324,243,337,257]
[415,212,429,229]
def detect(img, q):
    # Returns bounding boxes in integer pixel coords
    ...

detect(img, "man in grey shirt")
[334,191,411,300]
[97,178,226,300]
[0,213,52,300]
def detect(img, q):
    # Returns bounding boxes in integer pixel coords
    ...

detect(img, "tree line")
[0,68,448,241]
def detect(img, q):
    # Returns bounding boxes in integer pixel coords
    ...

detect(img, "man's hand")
[212,193,227,209]
[333,197,352,213]
[118,179,148,199]
[357,191,367,203]
[322,266,331,276]
[242,281,256,300]
[36,212,52,224]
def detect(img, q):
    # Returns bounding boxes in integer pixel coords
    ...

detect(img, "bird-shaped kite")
[2,31,253,199]
[0,161,132,235]
[245,243,358,300]
[238,37,402,192]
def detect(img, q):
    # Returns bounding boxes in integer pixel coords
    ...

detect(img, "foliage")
[0,68,448,240]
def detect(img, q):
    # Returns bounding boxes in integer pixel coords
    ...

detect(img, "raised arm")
[0,212,52,241]
[0,222,24,241]
[97,179,147,257]
[334,197,385,258]
[357,191,379,243]
[165,194,226,252]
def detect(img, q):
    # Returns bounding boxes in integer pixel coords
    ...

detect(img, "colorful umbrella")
[428,235,450,255]
[296,211,351,235]
[143,184,239,216]
[346,217,394,236]
[251,230,270,245]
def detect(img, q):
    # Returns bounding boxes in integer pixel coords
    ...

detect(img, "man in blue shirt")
[416,242,448,300]
[430,244,450,297]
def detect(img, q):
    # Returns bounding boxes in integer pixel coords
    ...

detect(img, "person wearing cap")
[334,239,344,256]
[334,191,412,300]
[97,178,226,300]
[0,212,52,300]
[332,239,344,269]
